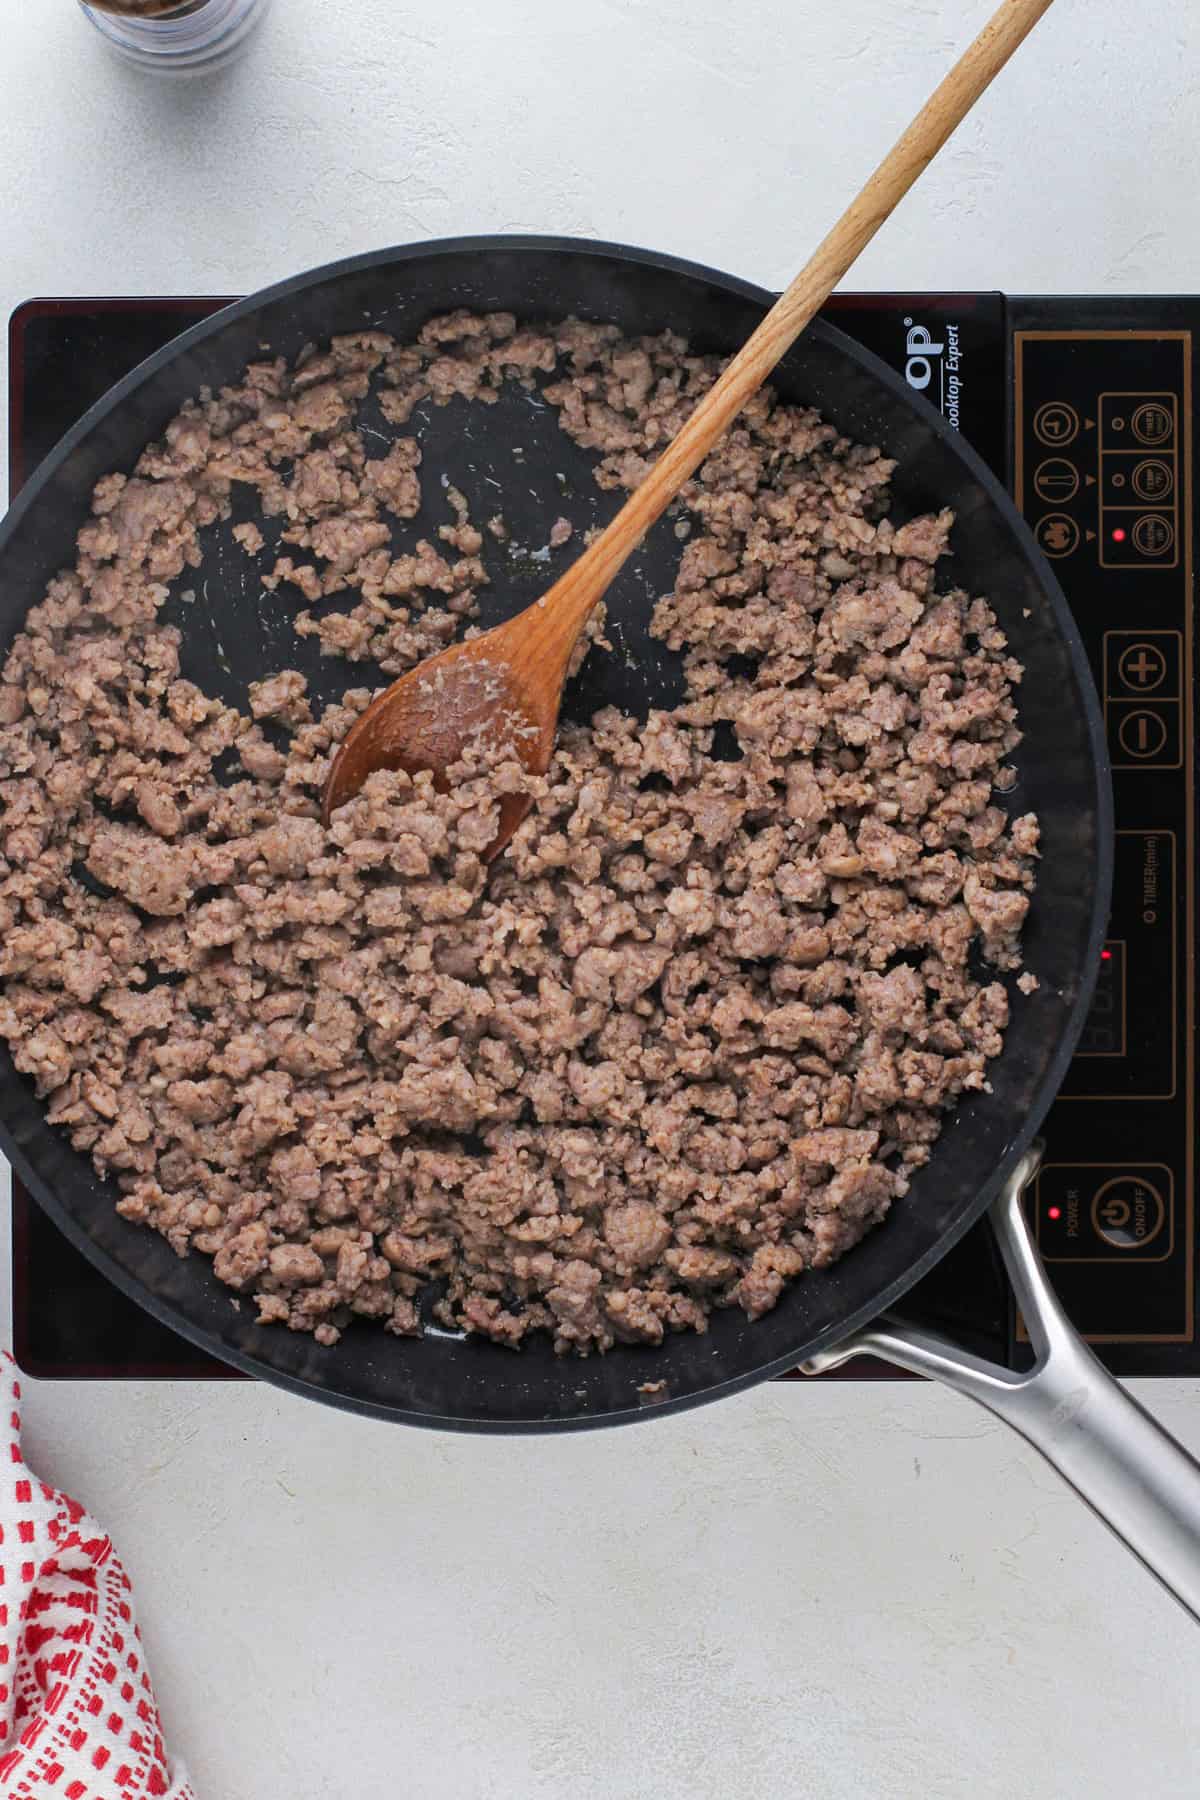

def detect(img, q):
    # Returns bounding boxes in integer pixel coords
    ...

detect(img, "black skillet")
[0,236,1115,1426]
[8,238,1200,1615]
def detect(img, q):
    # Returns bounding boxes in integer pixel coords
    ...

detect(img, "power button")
[1090,1175,1166,1249]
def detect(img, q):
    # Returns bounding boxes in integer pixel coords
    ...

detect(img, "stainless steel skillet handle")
[803,1147,1200,1624]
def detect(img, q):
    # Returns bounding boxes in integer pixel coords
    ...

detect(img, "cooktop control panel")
[1009,305,1194,1359]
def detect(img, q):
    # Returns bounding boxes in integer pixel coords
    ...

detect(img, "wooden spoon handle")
[538,0,1054,653]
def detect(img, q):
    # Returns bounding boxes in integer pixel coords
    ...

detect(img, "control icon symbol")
[1033,458,1079,503]
[1036,513,1079,557]
[1033,401,1079,447]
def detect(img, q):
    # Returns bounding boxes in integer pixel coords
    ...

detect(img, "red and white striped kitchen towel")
[0,1355,192,1799]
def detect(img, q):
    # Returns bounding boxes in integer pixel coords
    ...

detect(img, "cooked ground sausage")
[0,313,1038,1354]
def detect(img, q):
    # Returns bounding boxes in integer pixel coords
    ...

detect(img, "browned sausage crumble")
[0,312,1038,1354]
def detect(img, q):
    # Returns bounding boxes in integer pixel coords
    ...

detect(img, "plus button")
[1116,641,1168,694]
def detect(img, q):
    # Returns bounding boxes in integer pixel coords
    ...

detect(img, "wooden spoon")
[323,0,1055,848]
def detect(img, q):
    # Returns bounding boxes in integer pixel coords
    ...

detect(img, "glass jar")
[78,0,272,75]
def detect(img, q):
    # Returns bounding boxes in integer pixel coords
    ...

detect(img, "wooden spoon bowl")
[321,612,561,847]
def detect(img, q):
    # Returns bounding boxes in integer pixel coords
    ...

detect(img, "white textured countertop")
[3,2,1200,1794]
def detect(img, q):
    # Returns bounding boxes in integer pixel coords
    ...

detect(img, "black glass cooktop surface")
[7,290,1195,1379]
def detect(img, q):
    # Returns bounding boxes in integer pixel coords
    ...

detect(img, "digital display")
[1076,940,1126,1057]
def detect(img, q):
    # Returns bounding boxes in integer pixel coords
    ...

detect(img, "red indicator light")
[1111,527,1127,543]
[1048,1206,1062,1221]
[1100,949,1112,961]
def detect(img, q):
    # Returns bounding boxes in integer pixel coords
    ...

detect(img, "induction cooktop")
[6,289,1195,1380]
